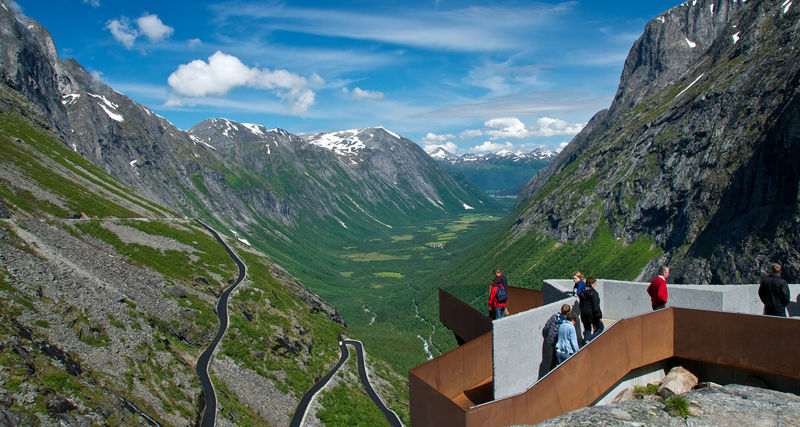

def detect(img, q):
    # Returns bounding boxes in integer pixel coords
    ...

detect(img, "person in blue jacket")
[555,312,580,364]
[572,271,586,296]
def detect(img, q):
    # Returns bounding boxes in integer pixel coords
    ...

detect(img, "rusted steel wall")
[467,309,676,426]
[672,308,800,380]
[409,372,466,426]
[409,331,493,400]
[462,308,800,426]
[439,288,492,343]
[507,287,542,314]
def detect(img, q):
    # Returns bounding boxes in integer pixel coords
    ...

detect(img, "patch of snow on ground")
[657,16,665,23]
[732,32,740,43]
[238,238,251,246]
[463,203,474,210]
[676,73,705,98]
[782,0,792,14]
[72,143,77,152]
[129,159,138,167]
[99,104,123,122]
[685,37,697,48]
[710,3,714,15]
[61,94,80,105]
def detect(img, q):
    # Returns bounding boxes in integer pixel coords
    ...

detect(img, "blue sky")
[14,0,682,154]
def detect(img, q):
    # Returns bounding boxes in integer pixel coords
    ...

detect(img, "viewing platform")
[409,279,800,426]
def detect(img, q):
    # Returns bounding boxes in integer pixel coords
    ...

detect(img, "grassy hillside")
[436,210,664,313]
[0,91,349,425]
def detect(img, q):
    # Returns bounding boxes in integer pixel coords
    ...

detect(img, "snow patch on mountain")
[61,93,80,105]
[308,128,367,157]
[242,123,266,137]
[189,134,216,150]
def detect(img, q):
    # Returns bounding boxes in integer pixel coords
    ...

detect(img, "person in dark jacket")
[758,263,790,317]
[578,277,603,344]
[542,304,571,370]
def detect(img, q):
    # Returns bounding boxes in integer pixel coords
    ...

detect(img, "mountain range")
[444,0,799,289]
[429,147,557,196]
[1,0,799,424]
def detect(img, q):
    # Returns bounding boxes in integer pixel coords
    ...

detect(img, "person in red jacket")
[647,264,670,310]
[488,269,509,319]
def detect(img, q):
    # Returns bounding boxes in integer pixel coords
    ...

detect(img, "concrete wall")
[492,279,800,400]
[492,280,576,400]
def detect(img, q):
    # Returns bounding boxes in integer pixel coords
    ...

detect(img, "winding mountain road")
[194,220,247,427]
[290,339,402,427]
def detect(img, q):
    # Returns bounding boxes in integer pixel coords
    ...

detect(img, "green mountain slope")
[0,84,356,425]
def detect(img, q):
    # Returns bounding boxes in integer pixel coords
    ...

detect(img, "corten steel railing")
[439,287,543,344]
[410,306,800,426]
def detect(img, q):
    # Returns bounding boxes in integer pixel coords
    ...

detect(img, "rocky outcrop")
[537,383,800,426]
[514,0,800,283]
[608,0,744,118]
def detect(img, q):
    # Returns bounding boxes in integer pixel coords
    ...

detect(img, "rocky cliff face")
[514,0,799,283]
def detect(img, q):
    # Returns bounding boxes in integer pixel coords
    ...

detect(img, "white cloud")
[484,117,528,139]
[469,140,513,153]
[475,116,584,140]
[557,141,569,153]
[214,3,575,52]
[530,117,584,136]
[167,51,322,114]
[188,38,202,47]
[82,0,100,7]
[459,129,483,139]
[421,132,455,144]
[343,87,385,101]
[106,13,173,48]
[136,13,174,42]
[105,18,137,49]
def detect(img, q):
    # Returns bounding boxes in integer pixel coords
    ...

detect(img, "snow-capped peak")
[306,126,403,158]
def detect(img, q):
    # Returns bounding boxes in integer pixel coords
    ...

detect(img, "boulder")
[658,366,698,398]
[47,395,76,413]
[612,387,635,403]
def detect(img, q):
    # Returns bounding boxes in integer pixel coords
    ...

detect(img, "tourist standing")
[647,264,670,310]
[759,263,790,317]
[579,277,604,344]
[555,312,580,364]
[543,304,571,370]
[488,269,509,320]
[572,272,586,297]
